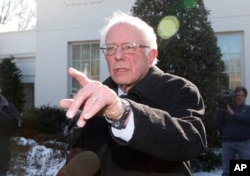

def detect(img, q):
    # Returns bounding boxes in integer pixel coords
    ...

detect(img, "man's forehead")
[236,90,245,96]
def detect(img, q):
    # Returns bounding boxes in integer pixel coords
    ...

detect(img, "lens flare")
[157,16,179,39]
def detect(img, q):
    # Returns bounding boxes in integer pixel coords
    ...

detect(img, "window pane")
[230,72,241,89]
[72,45,81,60]
[91,43,100,59]
[228,54,241,72]
[230,35,241,53]
[91,60,100,76]
[217,33,243,90]
[70,42,100,95]
[217,36,229,54]
[72,60,81,70]
[82,44,90,60]
[81,61,90,75]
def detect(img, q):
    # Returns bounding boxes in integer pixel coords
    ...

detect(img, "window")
[217,33,243,90]
[70,41,100,94]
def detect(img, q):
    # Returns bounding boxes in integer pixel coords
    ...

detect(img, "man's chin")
[112,75,130,84]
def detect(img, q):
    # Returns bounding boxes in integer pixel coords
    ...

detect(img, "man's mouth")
[115,68,128,73]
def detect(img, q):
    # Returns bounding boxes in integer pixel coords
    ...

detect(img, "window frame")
[68,41,100,96]
[216,32,244,90]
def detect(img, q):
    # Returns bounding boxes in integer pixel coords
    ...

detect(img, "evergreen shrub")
[21,105,73,134]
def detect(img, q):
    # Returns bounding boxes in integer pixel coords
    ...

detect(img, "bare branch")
[0,0,36,30]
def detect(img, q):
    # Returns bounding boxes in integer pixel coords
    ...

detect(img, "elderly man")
[59,11,206,176]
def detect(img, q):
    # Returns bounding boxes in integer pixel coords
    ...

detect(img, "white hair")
[100,11,158,64]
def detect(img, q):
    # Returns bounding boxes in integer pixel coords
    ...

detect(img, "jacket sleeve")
[112,83,207,162]
[0,103,20,135]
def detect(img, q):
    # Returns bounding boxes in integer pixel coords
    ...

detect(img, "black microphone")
[56,150,100,176]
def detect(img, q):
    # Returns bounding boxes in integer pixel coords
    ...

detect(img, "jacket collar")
[103,65,164,102]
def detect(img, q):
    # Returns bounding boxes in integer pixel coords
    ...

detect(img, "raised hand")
[60,68,124,127]
[226,104,234,116]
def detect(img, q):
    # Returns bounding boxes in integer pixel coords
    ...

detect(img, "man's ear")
[147,49,158,65]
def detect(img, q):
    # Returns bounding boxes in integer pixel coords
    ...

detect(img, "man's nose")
[115,47,124,60]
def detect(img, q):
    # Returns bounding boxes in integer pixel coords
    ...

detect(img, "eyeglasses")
[100,42,150,56]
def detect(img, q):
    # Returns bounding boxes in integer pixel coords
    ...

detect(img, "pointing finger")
[68,67,92,88]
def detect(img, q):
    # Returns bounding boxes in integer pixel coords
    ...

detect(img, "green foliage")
[191,148,221,172]
[200,149,221,171]
[132,0,227,171]
[22,105,71,134]
[0,57,26,112]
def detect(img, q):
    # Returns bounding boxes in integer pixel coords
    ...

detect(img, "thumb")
[59,99,73,109]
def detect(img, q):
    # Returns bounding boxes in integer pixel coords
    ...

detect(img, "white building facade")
[0,0,249,108]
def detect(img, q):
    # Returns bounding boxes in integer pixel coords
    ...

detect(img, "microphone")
[56,150,100,176]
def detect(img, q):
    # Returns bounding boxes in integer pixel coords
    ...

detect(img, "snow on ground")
[9,137,222,176]
[193,170,222,176]
[9,137,67,176]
